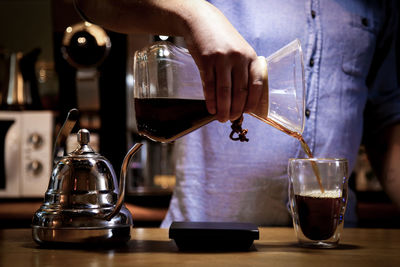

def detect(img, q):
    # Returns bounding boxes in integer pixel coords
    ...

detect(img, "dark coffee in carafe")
[134,98,214,143]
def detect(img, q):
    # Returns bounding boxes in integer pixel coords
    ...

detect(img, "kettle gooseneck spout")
[106,143,143,221]
[51,108,143,221]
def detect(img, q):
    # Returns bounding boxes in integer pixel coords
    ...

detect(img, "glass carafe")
[133,39,305,143]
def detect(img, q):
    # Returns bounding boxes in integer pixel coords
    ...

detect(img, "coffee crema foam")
[299,189,342,198]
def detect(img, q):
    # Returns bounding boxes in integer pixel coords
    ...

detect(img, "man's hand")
[182,1,265,122]
[76,0,267,123]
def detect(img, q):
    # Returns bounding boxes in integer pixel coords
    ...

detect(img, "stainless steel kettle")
[32,109,142,244]
[0,49,42,110]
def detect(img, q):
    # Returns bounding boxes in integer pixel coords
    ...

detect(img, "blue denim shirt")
[161,0,400,227]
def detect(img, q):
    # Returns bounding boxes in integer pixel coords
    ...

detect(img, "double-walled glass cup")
[288,158,349,248]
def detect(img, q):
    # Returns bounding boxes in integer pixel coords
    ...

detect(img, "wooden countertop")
[0,227,399,266]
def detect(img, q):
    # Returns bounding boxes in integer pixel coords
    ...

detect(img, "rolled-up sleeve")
[364,2,400,136]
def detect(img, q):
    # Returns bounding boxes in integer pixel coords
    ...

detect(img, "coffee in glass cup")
[288,158,349,248]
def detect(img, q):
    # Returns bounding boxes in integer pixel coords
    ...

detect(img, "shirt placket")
[300,0,322,157]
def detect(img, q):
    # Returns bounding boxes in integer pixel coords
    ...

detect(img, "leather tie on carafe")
[229,56,268,142]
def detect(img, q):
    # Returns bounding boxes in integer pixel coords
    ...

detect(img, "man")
[75,0,400,227]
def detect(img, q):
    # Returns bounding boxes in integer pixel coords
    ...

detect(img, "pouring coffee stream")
[254,113,324,193]
[133,39,324,192]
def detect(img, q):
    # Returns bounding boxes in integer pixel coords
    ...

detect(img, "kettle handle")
[53,108,79,165]
[105,143,143,221]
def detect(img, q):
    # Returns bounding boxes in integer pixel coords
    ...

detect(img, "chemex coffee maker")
[32,109,142,245]
[133,39,306,143]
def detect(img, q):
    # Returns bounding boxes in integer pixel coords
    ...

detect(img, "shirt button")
[305,109,311,118]
[309,58,314,67]
[311,10,316,19]
[361,17,369,27]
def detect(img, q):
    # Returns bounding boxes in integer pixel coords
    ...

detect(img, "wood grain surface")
[0,227,399,267]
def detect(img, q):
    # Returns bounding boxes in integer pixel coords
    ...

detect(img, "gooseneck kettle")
[32,109,142,244]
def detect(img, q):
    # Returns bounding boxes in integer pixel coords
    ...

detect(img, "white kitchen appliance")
[0,110,53,197]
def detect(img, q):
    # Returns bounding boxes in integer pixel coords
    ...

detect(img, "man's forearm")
[74,0,211,38]
[379,124,400,208]
[74,0,262,123]
[366,123,400,209]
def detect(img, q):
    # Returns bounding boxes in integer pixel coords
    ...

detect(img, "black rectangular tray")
[169,221,259,251]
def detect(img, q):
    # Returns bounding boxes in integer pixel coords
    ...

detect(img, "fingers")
[215,59,232,122]
[201,54,263,123]
[230,63,248,120]
[245,56,268,115]
[202,56,239,123]
[201,65,216,115]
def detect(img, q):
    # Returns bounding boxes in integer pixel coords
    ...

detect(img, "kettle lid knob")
[77,129,90,145]
[70,128,95,155]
